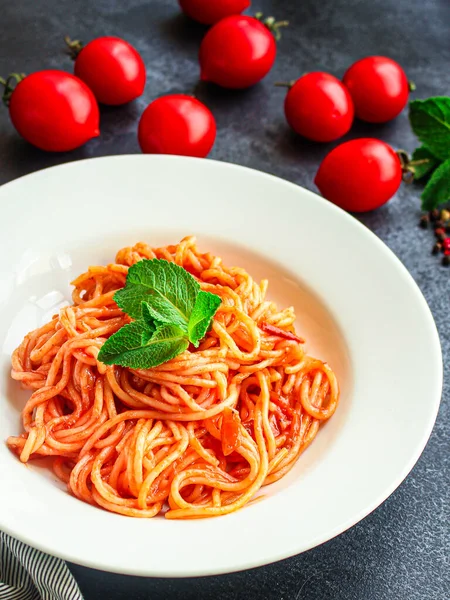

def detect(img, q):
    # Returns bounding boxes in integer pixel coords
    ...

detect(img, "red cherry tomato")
[283,72,354,142]
[179,0,250,25]
[71,36,146,105]
[343,56,410,123]
[314,138,402,212]
[138,94,216,157]
[6,70,99,152]
[199,15,280,89]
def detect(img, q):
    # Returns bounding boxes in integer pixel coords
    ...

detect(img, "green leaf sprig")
[97,259,221,369]
[409,97,450,210]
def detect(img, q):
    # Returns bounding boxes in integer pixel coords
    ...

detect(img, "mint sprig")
[409,97,450,210]
[409,98,450,161]
[420,159,450,211]
[97,259,221,369]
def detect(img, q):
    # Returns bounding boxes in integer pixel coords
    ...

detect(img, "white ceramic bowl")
[0,156,442,577]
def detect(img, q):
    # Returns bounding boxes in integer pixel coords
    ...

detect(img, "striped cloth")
[0,531,84,600]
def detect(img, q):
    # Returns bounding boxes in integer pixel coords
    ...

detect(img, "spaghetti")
[7,236,339,519]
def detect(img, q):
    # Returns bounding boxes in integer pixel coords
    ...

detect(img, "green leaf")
[421,158,450,211]
[409,97,450,161]
[114,259,200,330]
[98,321,189,369]
[188,290,222,347]
[140,301,158,330]
[411,146,440,180]
[98,320,151,365]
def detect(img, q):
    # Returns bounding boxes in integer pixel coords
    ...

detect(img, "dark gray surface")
[1,0,449,598]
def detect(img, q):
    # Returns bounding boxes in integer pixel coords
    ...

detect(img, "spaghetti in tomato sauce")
[7,236,339,519]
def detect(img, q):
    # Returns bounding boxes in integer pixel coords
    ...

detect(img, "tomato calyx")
[397,149,432,183]
[64,35,84,60]
[254,12,289,41]
[0,73,25,106]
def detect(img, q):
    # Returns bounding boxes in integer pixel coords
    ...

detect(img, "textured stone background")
[0,0,449,598]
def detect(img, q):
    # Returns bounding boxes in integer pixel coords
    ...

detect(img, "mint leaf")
[421,158,450,211]
[98,320,151,365]
[98,321,188,369]
[409,98,450,161]
[141,301,158,330]
[411,146,440,180]
[188,290,221,347]
[114,259,200,330]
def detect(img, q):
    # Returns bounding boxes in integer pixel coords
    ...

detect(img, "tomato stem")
[408,80,416,92]
[274,81,295,88]
[0,73,25,106]
[254,12,289,41]
[64,35,84,60]
[397,149,431,183]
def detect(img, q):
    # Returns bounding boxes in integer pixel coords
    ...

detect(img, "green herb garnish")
[409,97,450,210]
[409,97,450,161]
[114,259,200,328]
[410,146,439,181]
[97,320,188,369]
[420,159,450,211]
[98,259,221,368]
[188,290,222,348]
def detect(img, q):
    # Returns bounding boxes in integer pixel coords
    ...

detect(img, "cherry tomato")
[7,70,99,152]
[179,0,250,25]
[138,94,216,157]
[343,56,410,123]
[283,72,354,142]
[314,138,402,212]
[199,15,282,88]
[71,36,146,105]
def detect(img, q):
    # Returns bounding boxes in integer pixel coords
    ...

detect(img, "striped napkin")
[0,531,84,600]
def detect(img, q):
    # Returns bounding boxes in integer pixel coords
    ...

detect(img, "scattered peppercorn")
[419,215,429,228]
[423,210,450,266]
